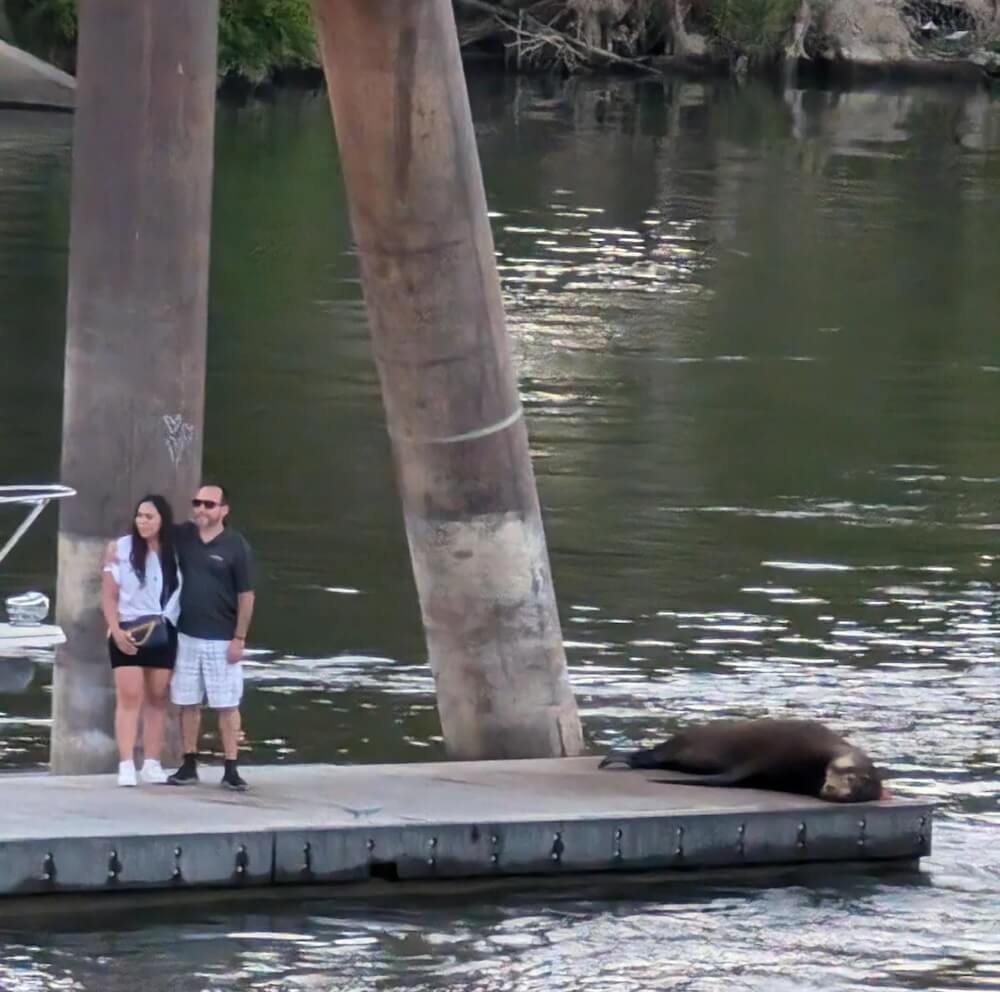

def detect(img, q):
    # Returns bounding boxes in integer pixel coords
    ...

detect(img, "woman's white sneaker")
[118,760,138,787]
[139,759,168,784]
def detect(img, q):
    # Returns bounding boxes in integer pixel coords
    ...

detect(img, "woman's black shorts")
[108,623,178,670]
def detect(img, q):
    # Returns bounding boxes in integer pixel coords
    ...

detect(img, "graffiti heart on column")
[162,414,196,467]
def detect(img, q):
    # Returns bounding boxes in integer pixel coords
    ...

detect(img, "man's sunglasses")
[191,498,220,509]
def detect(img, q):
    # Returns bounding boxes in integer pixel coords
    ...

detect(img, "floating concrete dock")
[0,758,933,897]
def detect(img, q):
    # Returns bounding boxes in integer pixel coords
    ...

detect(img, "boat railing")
[0,485,76,569]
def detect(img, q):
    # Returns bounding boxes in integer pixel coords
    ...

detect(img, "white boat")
[0,484,75,657]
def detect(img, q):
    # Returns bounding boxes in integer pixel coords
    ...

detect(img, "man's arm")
[227,538,256,664]
[234,591,255,642]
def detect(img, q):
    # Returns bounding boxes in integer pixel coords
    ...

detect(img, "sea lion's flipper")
[598,748,636,769]
[600,742,706,771]
[652,763,756,787]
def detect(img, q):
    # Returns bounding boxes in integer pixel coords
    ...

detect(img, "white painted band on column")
[390,406,524,445]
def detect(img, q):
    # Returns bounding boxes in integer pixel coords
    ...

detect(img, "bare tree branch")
[454,0,662,73]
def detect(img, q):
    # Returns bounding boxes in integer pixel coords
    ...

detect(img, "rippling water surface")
[0,72,998,990]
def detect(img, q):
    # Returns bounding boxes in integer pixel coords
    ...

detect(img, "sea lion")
[599,718,887,802]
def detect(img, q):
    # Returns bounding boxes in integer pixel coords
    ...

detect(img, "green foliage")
[5,0,78,66]
[706,0,801,62]
[218,0,318,84]
[4,0,319,82]
[6,0,76,43]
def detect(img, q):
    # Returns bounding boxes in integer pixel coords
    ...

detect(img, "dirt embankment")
[456,0,1000,80]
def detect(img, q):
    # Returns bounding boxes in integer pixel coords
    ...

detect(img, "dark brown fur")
[599,718,886,803]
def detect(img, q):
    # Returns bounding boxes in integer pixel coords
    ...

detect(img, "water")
[0,71,999,990]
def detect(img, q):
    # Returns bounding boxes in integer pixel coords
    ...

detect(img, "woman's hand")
[111,627,138,656]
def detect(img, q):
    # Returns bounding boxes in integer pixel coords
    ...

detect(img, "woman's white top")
[104,535,182,624]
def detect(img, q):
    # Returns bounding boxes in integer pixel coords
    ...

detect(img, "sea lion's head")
[820,749,886,802]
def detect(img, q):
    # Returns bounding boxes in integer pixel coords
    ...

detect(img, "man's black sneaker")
[167,764,199,786]
[221,771,248,792]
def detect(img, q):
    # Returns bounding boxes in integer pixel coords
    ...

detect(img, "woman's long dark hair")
[129,494,178,603]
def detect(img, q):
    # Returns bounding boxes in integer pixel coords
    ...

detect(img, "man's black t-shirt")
[174,522,254,640]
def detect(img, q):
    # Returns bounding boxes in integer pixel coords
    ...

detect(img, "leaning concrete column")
[50,0,218,773]
[311,0,583,759]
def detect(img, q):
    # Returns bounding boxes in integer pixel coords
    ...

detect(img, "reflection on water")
[0,822,997,992]
[0,72,998,990]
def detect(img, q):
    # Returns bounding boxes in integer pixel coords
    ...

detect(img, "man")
[167,484,255,791]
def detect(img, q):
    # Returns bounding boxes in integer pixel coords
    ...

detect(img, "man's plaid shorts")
[170,633,243,709]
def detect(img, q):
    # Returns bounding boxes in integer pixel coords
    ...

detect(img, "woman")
[101,493,182,786]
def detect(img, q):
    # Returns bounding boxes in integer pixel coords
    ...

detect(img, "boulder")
[817,0,1000,66]
[819,0,918,63]
[0,38,74,110]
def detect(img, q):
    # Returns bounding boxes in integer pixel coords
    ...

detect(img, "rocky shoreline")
[456,1,1000,85]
